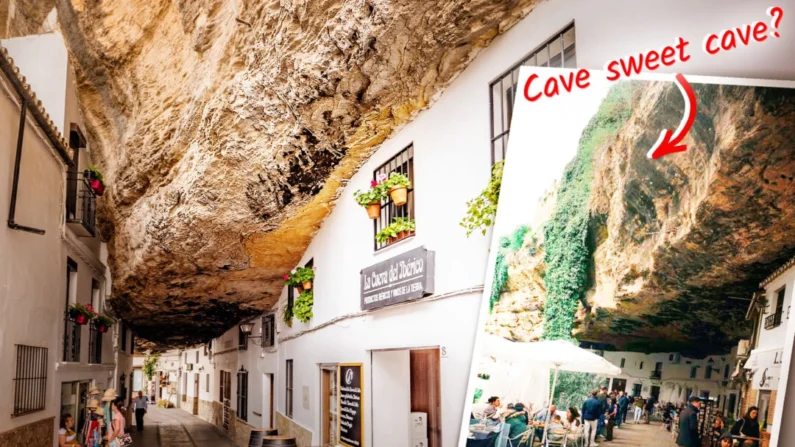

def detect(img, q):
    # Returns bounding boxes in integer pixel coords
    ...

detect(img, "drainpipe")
[7,99,45,235]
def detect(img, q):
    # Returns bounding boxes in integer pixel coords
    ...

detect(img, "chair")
[504,428,534,447]
[545,427,569,447]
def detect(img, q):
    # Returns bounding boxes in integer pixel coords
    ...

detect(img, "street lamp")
[239,322,262,346]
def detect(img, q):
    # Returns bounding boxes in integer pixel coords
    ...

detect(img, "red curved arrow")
[647,73,697,159]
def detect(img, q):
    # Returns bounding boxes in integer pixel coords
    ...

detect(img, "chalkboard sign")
[338,363,364,447]
[360,246,435,311]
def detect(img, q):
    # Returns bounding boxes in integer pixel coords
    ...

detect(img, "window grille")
[262,314,276,348]
[237,367,249,422]
[489,23,576,164]
[286,359,294,418]
[62,310,81,362]
[373,145,415,251]
[88,321,102,364]
[121,322,127,351]
[13,345,48,417]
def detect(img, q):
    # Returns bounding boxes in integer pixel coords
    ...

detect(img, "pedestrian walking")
[675,396,701,447]
[633,396,645,423]
[133,391,148,431]
[582,390,601,447]
[605,397,617,441]
[108,398,126,447]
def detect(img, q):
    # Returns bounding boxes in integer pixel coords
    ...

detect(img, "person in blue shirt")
[605,397,618,441]
[581,390,602,447]
[617,391,628,428]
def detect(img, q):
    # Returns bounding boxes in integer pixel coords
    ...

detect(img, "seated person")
[534,404,557,439]
[546,415,566,442]
[505,403,531,445]
[483,396,503,421]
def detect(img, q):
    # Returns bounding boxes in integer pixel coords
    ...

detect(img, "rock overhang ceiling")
[41,0,543,346]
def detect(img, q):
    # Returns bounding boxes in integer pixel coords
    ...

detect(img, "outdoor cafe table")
[731,435,762,447]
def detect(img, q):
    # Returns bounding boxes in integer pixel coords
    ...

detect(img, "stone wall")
[197,398,214,424]
[275,412,313,447]
[233,419,254,447]
[0,417,54,447]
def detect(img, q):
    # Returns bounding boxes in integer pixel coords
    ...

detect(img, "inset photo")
[462,69,795,447]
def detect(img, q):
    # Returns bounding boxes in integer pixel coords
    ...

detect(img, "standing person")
[645,395,656,424]
[582,390,601,447]
[108,399,126,447]
[133,391,148,431]
[675,396,701,447]
[730,407,761,447]
[633,395,645,424]
[596,387,608,439]
[605,398,618,441]
[58,414,80,446]
[617,391,628,428]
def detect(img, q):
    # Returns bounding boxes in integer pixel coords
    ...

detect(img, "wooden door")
[220,371,232,431]
[410,349,441,447]
[193,374,199,415]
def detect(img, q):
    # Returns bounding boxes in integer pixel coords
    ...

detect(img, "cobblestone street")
[129,407,236,447]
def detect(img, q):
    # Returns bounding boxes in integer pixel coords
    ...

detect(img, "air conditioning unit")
[185,363,193,371]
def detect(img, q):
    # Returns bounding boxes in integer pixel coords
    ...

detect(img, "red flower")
[370,180,377,187]
[283,274,289,280]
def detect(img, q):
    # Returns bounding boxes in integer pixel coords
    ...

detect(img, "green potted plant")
[293,267,315,291]
[69,303,97,325]
[282,302,293,327]
[375,217,416,244]
[84,164,106,196]
[94,314,114,333]
[354,176,388,219]
[384,172,411,206]
[293,289,313,323]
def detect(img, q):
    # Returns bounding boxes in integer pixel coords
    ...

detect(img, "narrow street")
[604,421,678,447]
[129,407,236,447]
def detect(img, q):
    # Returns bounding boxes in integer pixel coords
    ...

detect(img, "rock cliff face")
[45,0,540,344]
[489,81,795,355]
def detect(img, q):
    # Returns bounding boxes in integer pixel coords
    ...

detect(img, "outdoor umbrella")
[509,339,623,444]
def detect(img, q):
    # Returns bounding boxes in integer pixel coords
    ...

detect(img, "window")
[130,333,135,355]
[121,322,127,352]
[373,145,415,250]
[237,367,249,422]
[262,314,276,348]
[206,374,210,393]
[196,351,199,363]
[705,365,713,379]
[766,287,786,329]
[91,279,101,312]
[63,259,80,362]
[724,364,730,379]
[639,361,644,370]
[286,359,294,418]
[13,345,48,416]
[632,383,642,397]
[489,23,576,164]
[690,367,698,379]
[620,358,625,368]
[183,374,188,402]
[669,354,674,361]
[88,321,102,364]
[238,325,248,351]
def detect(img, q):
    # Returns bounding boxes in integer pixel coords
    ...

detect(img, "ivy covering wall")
[541,83,633,340]
[489,225,530,311]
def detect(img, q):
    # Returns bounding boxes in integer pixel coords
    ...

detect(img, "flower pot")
[75,314,88,325]
[389,186,408,206]
[89,179,105,196]
[296,286,304,294]
[302,281,313,291]
[366,203,381,219]
[98,325,108,333]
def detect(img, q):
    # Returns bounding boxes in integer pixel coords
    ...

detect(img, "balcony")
[650,370,662,380]
[65,172,97,237]
[765,311,783,330]
[62,313,81,362]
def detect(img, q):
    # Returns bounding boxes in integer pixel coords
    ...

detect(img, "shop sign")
[360,246,435,310]
[338,363,364,447]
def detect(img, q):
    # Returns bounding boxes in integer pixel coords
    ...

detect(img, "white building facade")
[151,1,795,447]
[0,31,130,447]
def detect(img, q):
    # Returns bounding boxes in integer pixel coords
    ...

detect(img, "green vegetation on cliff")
[489,225,530,311]
[541,83,633,340]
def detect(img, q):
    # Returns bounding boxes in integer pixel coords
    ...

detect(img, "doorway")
[410,349,442,447]
[320,367,338,446]
[220,370,232,431]
[610,379,627,393]
[193,374,199,415]
[632,383,642,397]
[651,386,660,400]
[263,373,274,429]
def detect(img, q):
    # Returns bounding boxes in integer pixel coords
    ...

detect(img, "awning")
[744,346,784,371]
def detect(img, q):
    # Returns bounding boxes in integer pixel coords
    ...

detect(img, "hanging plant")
[69,303,97,325]
[84,164,106,196]
[282,303,293,328]
[384,172,411,206]
[375,217,415,244]
[94,314,114,333]
[460,160,503,237]
[354,174,388,219]
[293,290,314,323]
[293,267,315,290]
